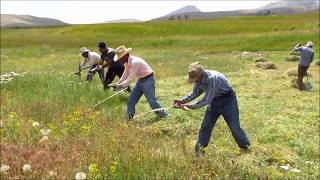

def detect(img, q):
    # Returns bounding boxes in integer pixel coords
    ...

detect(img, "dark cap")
[97,41,107,48]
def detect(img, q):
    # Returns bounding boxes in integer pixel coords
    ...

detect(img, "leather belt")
[140,73,153,80]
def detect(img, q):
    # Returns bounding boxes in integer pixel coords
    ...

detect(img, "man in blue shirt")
[174,62,250,155]
[293,41,314,90]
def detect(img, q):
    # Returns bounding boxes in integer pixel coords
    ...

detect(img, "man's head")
[188,62,204,83]
[306,41,313,48]
[79,47,90,58]
[97,41,108,53]
[114,45,132,64]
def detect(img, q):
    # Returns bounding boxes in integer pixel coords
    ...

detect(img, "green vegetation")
[1,12,319,179]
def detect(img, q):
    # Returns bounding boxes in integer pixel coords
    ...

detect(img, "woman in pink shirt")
[115,46,168,120]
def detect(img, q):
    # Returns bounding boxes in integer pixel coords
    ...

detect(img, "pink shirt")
[118,56,153,87]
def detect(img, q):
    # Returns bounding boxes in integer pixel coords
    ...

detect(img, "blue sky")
[1,1,276,24]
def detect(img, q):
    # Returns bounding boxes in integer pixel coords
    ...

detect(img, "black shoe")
[127,115,134,121]
[195,142,205,156]
[240,144,251,153]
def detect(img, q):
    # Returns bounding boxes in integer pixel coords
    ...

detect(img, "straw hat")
[306,41,313,47]
[188,62,204,83]
[114,45,132,61]
[79,47,90,56]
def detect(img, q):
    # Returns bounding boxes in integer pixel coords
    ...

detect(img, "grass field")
[1,12,319,179]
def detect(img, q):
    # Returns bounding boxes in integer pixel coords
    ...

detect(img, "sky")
[1,1,277,24]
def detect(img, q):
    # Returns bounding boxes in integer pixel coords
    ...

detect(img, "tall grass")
[1,12,319,179]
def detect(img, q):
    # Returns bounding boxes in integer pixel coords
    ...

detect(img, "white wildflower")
[49,170,57,176]
[0,164,10,174]
[32,121,40,127]
[279,164,290,170]
[22,164,32,173]
[39,136,49,143]
[290,168,302,173]
[75,172,86,180]
[40,129,51,136]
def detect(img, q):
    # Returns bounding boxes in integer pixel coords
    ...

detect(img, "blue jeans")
[127,75,168,118]
[198,94,250,149]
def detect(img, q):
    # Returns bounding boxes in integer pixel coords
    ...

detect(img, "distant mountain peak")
[166,5,201,16]
[259,0,319,10]
[1,14,67,28]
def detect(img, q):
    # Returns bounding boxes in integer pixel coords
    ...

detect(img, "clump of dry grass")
[284,55,300,62]
[255,61,277,69]
[237,51,264,60]
[286,68,312,77]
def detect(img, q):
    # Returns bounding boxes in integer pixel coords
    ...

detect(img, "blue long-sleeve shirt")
[293,46,314,66]
[180,70,233,109]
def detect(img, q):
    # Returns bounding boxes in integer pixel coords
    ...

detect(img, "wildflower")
[290,168,302,173]
[49,170,57,176]
[75,172,86,180]
[110,161,119,176]
[0,164,10,174]
[39,136,49,143]
[22,164,31,173]
[40,129,52,136]
[32,121,40,127]
[279,164,290,170]
[89,164,98,173]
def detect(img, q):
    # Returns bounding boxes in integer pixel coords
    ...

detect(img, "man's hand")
[180,104,191,111]
[113,84,126,91]
[173,99,184,106]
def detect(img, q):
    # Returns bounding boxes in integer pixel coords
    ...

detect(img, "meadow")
[0,12,319,179]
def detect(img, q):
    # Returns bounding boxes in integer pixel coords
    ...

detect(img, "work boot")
[195,142,205,156]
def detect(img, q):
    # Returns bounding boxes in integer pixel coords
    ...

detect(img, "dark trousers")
[198,93,250,149]
[104,61,125,88]
[297,64,309,90]
[87,64,105,85]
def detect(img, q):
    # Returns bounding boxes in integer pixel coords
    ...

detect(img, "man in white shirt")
[76,47,105,84]
[114,45,168,120]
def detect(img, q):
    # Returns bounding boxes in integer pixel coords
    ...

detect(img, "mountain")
[259,0,319,11]
[102,19,143,24]
[152,1,319,21]
[165,5,201,16]
[1,14,68,28]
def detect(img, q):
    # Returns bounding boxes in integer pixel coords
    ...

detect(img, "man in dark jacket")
[96,41,125,90]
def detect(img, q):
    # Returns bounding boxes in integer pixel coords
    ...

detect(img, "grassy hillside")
[0,12,319,179]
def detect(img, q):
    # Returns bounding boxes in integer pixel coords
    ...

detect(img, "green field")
[1,12,319,179]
